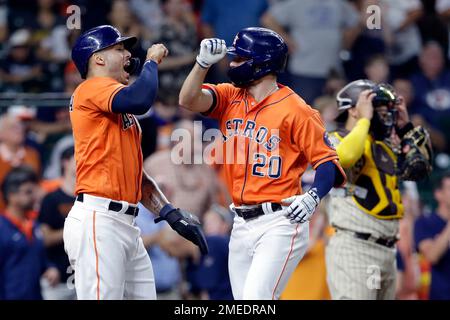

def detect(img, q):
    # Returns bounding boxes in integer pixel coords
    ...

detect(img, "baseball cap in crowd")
[9,29,31,48]
[7,105,36,121]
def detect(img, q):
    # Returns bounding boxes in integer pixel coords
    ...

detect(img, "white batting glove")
[282,189,320,224]
[196,38,227,69]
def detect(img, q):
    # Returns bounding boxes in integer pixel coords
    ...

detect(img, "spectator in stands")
[38,146,76,300]
[135,203,197,300]
[42,135,73,182]
[143,119,219,219]
[33,0,70,64]
[393,77,447,152]
[261,0,360,103]
[0,114,41,212]
[0,1,8,54]
[436,0,450,59]
[130,0,164,41]
[313,96,338,132]
[0,28,43,93]
[157,0,198,94]
[382,0,423,78]
[364,54,390,84]
[107,0,146,62]
[343,0,388,81]
[201,0,268,82]
[28,61,78,163]
[414,172,450,300]
[186,204,233,300]
[322,70,347,98]
[0,167,59,300]
[410,41,450,153]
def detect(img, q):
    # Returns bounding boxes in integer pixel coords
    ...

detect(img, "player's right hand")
[355,90,375,121]
[146,43,169,64]
[155,207,209,255]
[282,189,320,224]
[196,38,227,69]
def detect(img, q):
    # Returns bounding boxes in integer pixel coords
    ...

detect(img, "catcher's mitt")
[397,126,433,181]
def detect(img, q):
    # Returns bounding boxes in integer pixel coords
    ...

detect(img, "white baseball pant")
[228,207,309,300]
[63,194,156,300]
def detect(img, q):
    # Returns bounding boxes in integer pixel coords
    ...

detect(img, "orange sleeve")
[295,111,346,187]
[201,83,236,120]
[84,78,125,113]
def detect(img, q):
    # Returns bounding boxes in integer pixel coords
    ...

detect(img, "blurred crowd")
[0,0,449,300]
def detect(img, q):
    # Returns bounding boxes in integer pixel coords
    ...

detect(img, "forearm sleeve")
[336,118,370,168]
[112,60,158,115]
[310,161,336,199]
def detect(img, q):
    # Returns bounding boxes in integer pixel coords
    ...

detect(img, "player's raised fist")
[196,38,227,69]
[146,44,169,64]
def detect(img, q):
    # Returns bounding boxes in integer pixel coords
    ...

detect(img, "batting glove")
[196,38,227,69]
[155,204,209,255]
[282,189,320,224]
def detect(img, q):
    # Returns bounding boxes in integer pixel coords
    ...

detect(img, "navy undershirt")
[112,60,158,115]
[310,161,337,199]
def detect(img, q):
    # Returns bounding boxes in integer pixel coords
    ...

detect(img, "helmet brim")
[227,46,237,56]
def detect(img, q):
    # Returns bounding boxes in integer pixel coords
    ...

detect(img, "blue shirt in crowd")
[135,205,181,293]
[0,215,49,300]
[414,211,450,300]
[201,0,268,45]
[187,235,233,300]
[410,71,450,140]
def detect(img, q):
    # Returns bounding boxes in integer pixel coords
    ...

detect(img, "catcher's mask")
[336,80,398,140]
[371,83,398,140]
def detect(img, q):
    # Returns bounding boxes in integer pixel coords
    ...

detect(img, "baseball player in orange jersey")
[179,27,347,300]
[64,25,208,300]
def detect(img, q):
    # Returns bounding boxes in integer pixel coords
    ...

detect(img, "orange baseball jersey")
[202,83,345,206]
[70,77,143,204]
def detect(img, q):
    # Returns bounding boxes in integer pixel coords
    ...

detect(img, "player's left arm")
[111,44,168,115]
[140,171,208,255]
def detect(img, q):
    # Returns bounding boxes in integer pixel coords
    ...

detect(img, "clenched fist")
[196,38,227,69]
[146,44,169,64]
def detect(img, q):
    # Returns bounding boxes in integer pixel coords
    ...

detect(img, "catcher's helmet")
[336,79,376,112]
[71,25,137,79]
[227,27,288,87]
[336,79,399,140]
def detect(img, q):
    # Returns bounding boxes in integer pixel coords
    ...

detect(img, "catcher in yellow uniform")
[325,80,432,300]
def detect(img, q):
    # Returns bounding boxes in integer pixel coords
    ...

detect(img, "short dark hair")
[1,166,38,204]
[60,146,74,176]
[435,172,450,191]
[61,146,75,162]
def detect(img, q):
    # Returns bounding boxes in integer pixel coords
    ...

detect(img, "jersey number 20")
[252,153,282,179]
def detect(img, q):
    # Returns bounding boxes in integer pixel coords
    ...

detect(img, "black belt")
[337,228,398,248]
[234,203,282,221]
[353,232,398,248]
[76,193,139,217]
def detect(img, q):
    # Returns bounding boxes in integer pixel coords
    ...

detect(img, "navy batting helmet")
[227,27,288,87]
[71,25,138,79]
